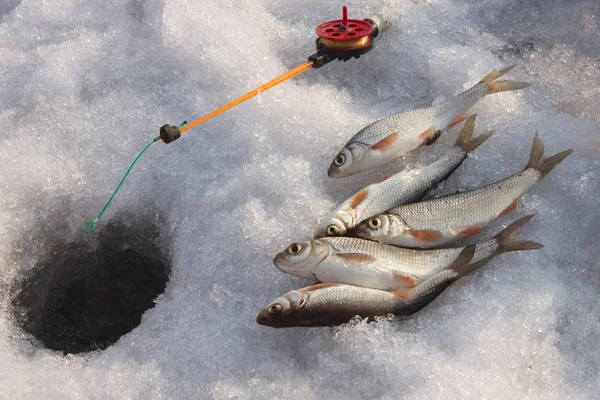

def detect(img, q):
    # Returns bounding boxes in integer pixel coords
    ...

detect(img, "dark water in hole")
[12,213,171,354]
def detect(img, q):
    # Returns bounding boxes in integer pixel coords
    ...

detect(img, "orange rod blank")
[179,61,314,134]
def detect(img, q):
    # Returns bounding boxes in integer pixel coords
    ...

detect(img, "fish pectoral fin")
[336,253,377,265]
[409,229,442,242]
[393,274,418,288]
[418,126,436,142]
[421,129,442,146]
[447,115,469,129]
[371,132,400,152]
[349,189,369,209]
[391,287,412,300]
[458,226,482,238]
[498,199,519,217]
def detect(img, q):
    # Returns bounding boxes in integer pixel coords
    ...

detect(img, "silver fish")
[353,135,572,248]
[257,246,483,328]
[315,115,493,237]
[275,215,541,290]
[328,65,529,177]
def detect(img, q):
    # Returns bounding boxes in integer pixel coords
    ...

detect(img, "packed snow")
[0,0,599,398]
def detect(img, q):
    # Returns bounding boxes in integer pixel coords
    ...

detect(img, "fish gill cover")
[0,0,599,398]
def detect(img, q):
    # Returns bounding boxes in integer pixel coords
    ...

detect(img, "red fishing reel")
[309,6,388,68]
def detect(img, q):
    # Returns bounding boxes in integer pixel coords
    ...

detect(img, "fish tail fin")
[480,64,517,82]
[455,114,495,152]
[526,133,573,177]
[494,214,544,254]
[479,64,531,95]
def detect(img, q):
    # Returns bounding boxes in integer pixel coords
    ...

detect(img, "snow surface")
[1,0,599,398]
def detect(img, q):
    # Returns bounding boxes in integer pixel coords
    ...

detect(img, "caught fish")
[274,215,541,290]
[328,65,530,178]
[353,134,572,248]
[315,115,493,237]
[258,246,484,328]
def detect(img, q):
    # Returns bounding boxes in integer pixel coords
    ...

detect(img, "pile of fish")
[256,65,572,328]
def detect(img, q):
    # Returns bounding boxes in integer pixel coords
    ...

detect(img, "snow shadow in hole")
[11,210,171,355]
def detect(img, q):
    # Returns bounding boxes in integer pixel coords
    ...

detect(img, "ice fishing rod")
[82,6,390,232]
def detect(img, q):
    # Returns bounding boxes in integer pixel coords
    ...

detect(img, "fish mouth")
[351,224,372,239]
[327,164,347,178]
[327,163,359,178]
[273,253,288,269]
[313,227,326,238]
[272,254,314,279]
[273,253,301,273]
[256,310,273,326]
[256,310,288,328]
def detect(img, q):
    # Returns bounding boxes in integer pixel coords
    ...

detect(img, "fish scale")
[351,107,435,145]
[398,169,540,231]
[381,84,486,143]
[352,135,572,248]
[324,236,490,274]
[315,115,491,238]
[275,235,499,291]
[276,214,543,292]
[328,66,529,178]
[257,247,485,328]
[315,147,468,237]
[358,148,467,210]
[302,284,398,315]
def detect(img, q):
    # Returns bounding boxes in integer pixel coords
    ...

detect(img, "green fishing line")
[82,139,158,232]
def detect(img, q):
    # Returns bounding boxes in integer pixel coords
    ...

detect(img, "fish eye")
[368,217,381,230]
[334,154,346,166]
[268,304,282,314]
[287,243,302,255]
[327,225,341,236]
